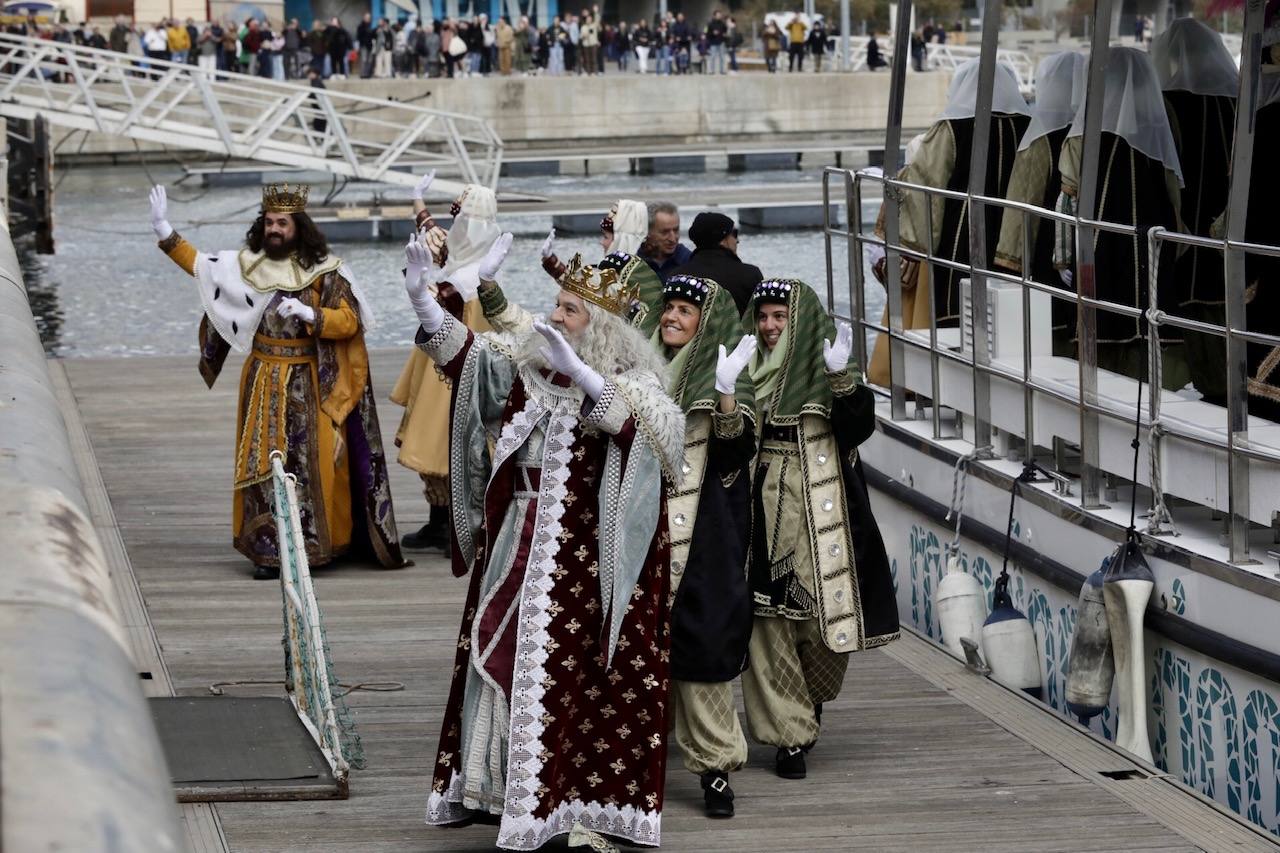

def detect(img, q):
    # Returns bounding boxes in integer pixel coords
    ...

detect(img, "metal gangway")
[0,33,503,192]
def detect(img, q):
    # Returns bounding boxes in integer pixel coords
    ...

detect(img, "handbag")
[447,37,467,57]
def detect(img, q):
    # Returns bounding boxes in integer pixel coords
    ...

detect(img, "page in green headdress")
[744,280,843,426]
[651,280,757,419]
[599,252,663,336]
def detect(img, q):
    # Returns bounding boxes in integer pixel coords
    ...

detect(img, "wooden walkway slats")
[60,350,1277,853]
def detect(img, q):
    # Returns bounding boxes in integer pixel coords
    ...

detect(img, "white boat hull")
[863,421,1280,835]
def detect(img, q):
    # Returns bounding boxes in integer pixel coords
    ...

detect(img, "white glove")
[276,297,316,325]
[478,232,514,283]
[823,320,854,373]
[149,185,173,240]
[413,169,435,202]
[533,320,605,401]
[405,232,435,295]
[405,234,445,333]
[715,334,756,395]
[539,227,556,259]
[865,241,886,270]
[1060,268,1074,287]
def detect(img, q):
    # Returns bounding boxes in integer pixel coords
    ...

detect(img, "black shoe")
[253,564,279,581]
[401,519,448,552]
[700,771,735,817]
[775,746,806,779]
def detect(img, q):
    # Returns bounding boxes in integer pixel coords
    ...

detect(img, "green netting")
[271,463,365,771]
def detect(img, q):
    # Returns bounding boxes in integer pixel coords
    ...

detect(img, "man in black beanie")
[671,212,763,315]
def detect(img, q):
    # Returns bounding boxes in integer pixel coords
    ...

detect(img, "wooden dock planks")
[60,349,1276,853]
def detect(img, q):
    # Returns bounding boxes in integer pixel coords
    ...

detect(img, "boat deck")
[55,349,1279,853]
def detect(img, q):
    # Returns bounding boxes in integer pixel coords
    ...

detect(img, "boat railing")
[822,165,1280,568]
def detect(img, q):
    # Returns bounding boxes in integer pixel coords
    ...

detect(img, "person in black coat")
[648,274,757,819]
[670,212,763,315]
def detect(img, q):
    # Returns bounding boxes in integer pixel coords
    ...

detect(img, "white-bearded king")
[404,232,685,850]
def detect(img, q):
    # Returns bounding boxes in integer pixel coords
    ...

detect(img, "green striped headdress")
[597,252,663,334]
[652,275,758,420]
[745,278,842,426]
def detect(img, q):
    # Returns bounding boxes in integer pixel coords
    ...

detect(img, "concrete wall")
[327,71,953,146]
[0,224,187,853]
[53,70,952,158]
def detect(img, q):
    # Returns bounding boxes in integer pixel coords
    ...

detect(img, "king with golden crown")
[145,182,406,579]
[399,230,688,849]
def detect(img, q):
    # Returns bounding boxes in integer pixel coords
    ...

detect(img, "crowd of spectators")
[4,7,850,80]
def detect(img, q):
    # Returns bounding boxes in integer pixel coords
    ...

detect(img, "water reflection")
[18,237,62,356]
[25,165,884,359]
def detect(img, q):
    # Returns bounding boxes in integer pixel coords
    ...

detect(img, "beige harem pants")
[672,680,748,775]
[742,615,848,748]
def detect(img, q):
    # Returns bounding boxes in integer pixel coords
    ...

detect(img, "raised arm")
[539,227,565,280]
[825,321,876,449]
[150,185,199,276]
[710,333,759,471]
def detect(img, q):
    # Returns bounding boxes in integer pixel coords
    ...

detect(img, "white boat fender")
[1065,561,1115,723]
[981,572,1042,698]
[937,553,988,658]
[1103,533,1155,762]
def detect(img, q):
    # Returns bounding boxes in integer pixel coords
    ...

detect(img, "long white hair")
[515,302,667,379]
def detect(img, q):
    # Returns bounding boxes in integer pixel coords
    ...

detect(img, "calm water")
[22,164,884,358]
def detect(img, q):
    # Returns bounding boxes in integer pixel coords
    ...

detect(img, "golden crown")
[558,253,637,317]
[262,183,310,214]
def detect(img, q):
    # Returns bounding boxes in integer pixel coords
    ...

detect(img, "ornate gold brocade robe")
[160,234,403,568]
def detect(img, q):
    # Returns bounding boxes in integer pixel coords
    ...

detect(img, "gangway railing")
[835,40,1035,95]
[0,33,503,192]
[823,166,1280,566]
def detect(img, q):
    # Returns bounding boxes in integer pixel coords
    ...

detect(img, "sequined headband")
[663,274,712,307]
[753,278,797,304]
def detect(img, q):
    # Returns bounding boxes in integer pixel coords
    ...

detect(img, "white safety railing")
[836,39,1035,95]
[0,33,503,191]
[926,43,1036,94]
[823,166,1280,564]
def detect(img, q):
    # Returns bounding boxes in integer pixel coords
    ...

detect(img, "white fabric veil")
[1067,47,1185,186]
[939,58,1032,120]
[440,184,501,300]
[1019,51,1086,151]
[1150,18,1239,99]
[610,199,647,256]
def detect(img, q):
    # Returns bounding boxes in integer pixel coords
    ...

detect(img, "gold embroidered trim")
[238,248,342,294]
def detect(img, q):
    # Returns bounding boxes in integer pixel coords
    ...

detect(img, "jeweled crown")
[558,253,637,316]
[262,183,310,214]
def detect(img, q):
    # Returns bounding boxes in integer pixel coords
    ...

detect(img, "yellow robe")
[163,237,364,565]
[389,295,490,502]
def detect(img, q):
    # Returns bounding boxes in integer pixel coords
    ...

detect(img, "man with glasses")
[670,212,762,315]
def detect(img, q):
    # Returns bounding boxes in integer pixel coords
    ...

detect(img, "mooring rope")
[945,448,983,557]
[207,679,404,697]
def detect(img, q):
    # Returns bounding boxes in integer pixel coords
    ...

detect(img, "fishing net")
[270,452,365,775]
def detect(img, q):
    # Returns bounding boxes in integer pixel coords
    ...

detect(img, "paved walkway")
[58,349,1278,852]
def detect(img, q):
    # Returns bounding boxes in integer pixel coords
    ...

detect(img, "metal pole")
[840,0,851,72]
[965,0,1002,453]
[1222,0,1265,563]
[1074,0,1114,508]
[881,0,913,421]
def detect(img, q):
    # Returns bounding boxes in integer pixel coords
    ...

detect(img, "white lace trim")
[497,405,578,850]
[503,798,661,850]
[426,771,468,825]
